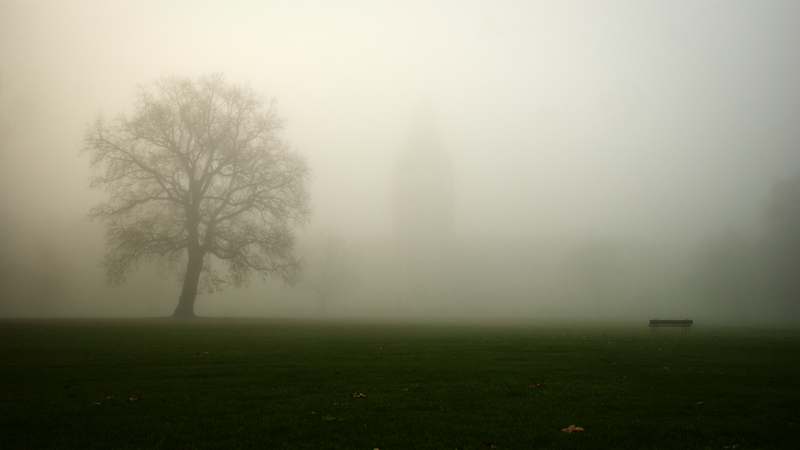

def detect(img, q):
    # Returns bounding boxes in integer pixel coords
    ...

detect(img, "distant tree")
[83,74,310,317]
[563,240,626,314]
[689,229,759,319]
[304,232,360,314]
[761,173,800,320]
[689,173,799,323]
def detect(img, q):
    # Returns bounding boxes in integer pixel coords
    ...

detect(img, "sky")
[0,1,798,319]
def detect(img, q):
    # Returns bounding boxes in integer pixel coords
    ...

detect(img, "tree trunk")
[173,246,204,317]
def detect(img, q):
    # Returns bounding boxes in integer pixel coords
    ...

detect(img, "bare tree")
[83,74,310,317]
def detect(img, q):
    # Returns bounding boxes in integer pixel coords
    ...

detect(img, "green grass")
[1,319,798,449]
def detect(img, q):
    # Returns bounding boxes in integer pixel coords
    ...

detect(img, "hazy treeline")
[1,174,796,324]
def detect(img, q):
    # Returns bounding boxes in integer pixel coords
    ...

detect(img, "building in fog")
[391,107,456,309]
[392,108,455,249]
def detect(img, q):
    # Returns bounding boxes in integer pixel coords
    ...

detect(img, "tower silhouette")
[392,106,455,309]
[392,106,454,250]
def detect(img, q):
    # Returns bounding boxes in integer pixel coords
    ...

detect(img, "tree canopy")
[83,73,310,316]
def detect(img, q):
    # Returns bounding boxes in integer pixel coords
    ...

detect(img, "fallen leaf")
[349,393,367,398]
[618,389,626,394]
[561,425,585,433]
[127,397,143,401]
[697,402,704,405]
[482,442,497,449]
[105,396,112,400]
[663,366,669,370]
[608,361,614,364]
[483,377,491,381]
[91,402,101,405]
[527,382,544,388]
[322,415,342,422]
[402,388,408,391]
[53,430,63,434]
[334,371,340,375]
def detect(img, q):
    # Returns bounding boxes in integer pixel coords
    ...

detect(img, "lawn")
[0,319,797,449]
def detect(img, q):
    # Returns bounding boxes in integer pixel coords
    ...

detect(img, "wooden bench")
[648,319,693,332]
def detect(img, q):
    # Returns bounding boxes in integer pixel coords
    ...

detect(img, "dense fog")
[1,1,797,324]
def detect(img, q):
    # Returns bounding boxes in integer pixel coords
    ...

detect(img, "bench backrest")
[649,319,693,325]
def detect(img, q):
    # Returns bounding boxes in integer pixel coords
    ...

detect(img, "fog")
[1,1,797,324]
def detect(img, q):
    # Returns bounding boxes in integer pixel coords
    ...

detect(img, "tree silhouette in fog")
[304,231,360,314]
[761,173,800,319]
[83,74,310,317]
[690,173,799,323]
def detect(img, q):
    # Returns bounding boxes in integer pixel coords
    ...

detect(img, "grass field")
[0,319,798,449]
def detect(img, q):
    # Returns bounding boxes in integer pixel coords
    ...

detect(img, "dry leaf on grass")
[349,393,366,398]
[663,366,669,370]
[53,430,63,434]
[127,397,143,401]
[91,402,101,405]
[527,382,544,388]
[561,425,585,433]
[482,442,497,449]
